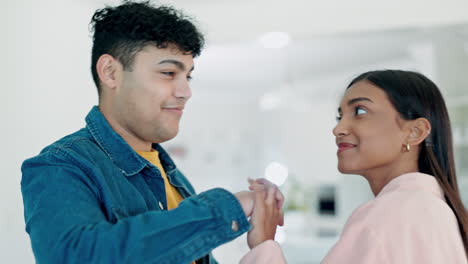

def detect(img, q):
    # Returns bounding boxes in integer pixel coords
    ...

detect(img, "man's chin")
[153,129,179,143]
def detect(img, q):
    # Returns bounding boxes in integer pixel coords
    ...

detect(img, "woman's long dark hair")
[348,69,468,255]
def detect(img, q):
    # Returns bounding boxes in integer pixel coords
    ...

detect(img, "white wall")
[2,0,97,262]
[3,0,468,263]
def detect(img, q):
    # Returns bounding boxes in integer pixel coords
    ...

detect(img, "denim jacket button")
[231,220,239,232]
[158,201,164,210]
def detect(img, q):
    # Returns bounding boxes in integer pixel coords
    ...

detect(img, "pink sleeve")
[239,240,287,264]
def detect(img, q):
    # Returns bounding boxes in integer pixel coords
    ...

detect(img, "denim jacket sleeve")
[21,149,250,264]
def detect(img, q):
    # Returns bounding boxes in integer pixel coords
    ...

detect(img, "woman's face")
[333,80,408,176]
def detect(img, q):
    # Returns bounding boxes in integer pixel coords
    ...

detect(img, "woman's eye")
[336,115,342,122]
[355,107,367,116]
[187,75,193,81]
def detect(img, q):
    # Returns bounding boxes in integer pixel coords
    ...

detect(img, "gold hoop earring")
[406,143,411,152]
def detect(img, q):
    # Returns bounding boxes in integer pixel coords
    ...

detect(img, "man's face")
[110,44,194,146]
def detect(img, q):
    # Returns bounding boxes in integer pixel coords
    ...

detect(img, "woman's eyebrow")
[347,97,373,106]
[338,97,373,113]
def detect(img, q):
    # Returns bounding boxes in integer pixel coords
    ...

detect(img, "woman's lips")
[337,142,357,154]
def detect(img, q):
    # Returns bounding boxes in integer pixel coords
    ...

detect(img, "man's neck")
[98,104,153,152]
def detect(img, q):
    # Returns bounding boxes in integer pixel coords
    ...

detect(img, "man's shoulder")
[24,127,102,166]
[41,128,95,155]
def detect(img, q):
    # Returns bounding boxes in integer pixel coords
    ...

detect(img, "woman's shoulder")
[351,175,456,231]
[330,173,467,263]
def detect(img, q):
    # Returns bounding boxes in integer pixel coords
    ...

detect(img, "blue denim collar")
[85,106,176,177]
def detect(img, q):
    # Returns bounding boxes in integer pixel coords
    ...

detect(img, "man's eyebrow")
[337,97,373,113]
[158,59,194,72]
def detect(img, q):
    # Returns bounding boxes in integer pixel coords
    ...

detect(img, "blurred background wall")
[2,0,468,263]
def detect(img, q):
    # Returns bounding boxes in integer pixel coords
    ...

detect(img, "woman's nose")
[333,120,349,138]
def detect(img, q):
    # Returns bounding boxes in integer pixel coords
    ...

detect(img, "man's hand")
[234,191,255,217]
[249,178,285,218]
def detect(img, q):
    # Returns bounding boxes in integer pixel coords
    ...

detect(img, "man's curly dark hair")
[89,0,205,94]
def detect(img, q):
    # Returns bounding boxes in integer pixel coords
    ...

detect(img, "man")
[21,2,282,263]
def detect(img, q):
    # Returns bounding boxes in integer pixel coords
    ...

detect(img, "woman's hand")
[247,178,284,249]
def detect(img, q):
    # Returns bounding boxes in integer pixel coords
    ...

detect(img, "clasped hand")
[235,178,284,249]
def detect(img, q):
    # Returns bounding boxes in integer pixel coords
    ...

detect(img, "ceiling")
[81,0,468,100]
[89,0,468,44]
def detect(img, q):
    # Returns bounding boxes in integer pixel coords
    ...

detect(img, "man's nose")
[175,79,192,101]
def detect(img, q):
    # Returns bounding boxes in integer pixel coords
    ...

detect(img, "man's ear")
[407,117,432,146]
[96,54,122,91]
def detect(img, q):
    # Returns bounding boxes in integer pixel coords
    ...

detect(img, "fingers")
[249,182,265,193]
[249,178,284,207]
[266,183,277,206]
[249,178,274,191]
[278,209,284,226]
[247,177,255,186]
[266,187,284,226]
[248,178,265,192]
[254,187,267,212]
[248,178,270,188]
[275,188,285,209]
[255,178,267,185]
[251,188,267,229]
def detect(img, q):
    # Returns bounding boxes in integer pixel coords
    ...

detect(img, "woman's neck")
[362,161,419,196]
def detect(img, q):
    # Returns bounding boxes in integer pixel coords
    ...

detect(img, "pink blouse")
[241,172,467,263]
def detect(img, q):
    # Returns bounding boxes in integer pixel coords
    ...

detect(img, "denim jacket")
[21,106,251,264]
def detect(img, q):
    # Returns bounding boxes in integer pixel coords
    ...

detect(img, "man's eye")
[161,72,175,77]
[336,115,342,122]
[187,75,193,81]
[355,107,367,116]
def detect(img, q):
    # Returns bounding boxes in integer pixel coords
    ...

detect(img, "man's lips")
[337,142,357,153]
[162,106,184,114]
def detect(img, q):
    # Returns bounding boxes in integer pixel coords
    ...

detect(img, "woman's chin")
[337,165,359,175]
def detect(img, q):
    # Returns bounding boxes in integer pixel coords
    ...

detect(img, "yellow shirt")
[137,149,183,209]
[137,150,196,264]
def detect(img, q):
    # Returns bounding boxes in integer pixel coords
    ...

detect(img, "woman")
[242,70,468,263]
